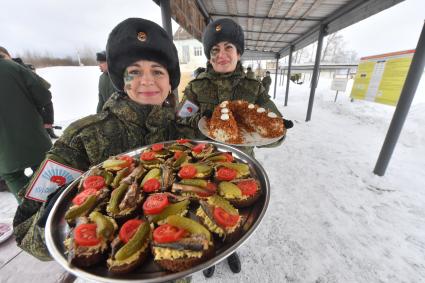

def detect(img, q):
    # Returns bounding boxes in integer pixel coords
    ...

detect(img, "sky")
[1,66,425,282]
[1,0,423,60]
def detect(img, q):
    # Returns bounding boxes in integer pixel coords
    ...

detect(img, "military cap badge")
[137,31,147,42]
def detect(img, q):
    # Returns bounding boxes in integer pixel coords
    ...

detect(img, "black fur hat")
[96,51,106,62]
[106,18,180,92]
[203,18,244,59]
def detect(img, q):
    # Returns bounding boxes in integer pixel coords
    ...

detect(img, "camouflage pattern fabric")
[261,75,272,95]
[97,72,116,113]
[178,62,283,156]
[13,93,188,261]
[246,69,255,79]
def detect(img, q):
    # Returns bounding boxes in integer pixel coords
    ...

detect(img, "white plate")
[0,219,13,244]
[198,117,284,147]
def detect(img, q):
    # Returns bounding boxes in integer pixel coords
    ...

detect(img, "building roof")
[155,0,404,60]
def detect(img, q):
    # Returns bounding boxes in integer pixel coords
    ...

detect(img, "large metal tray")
[45,140,270,282]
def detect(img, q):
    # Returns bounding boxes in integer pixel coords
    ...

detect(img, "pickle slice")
[89,211,116,239]
[65,195,97,221]
[111,167,130,188]
[107,183,129,214]
[166,215,211,241]
[217,162,250,177]
[150,199,190,223]
[207,195,238,215]
[140,168,161,187]
[218,181,242,198]
[115,222,150,261]
[180,179,207,188]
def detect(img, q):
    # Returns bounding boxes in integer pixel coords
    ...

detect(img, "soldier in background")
[96,50,116,113]
[0,47,53,203]
[0,46,58,139]
[246,66,255,79]
[261,70,272,95]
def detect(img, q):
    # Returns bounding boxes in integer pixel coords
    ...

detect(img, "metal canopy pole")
[284,45,294,106]
[374,21,425,176]
[273,55,279,99]
[159,0,173,38]
[306,24,326,121]
[158,0,179,104]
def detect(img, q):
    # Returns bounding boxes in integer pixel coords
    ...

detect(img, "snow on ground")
[1,66,424,282]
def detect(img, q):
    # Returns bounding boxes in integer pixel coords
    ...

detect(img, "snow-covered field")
[1,66,424,282]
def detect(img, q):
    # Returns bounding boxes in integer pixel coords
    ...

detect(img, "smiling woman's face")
[123,60,171,105]
[209,41,240,73]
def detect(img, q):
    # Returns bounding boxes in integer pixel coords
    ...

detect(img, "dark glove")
[36,184,69,228]
[203,109,213,119]
[284,119,294,129]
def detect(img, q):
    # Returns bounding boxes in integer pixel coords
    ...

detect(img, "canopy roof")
[154,0,404,60]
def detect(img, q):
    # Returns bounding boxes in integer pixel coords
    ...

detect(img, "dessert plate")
[198,117,285,147]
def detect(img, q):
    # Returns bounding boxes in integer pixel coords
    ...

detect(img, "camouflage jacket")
[261,75,272,95]
[96,72,116,113]
[178,62,283,155]
[13,93,183,260]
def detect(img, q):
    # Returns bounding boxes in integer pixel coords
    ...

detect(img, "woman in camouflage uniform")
[178,18,288,158]
[178,18,290,278]
[13,18,186,261]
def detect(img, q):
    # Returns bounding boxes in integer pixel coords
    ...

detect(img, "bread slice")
[152,243,214,272]
[107,244,149,274]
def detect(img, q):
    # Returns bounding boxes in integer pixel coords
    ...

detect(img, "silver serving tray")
[45,140,270,283]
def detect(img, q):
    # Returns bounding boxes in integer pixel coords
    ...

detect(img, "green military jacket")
[261,75,272,95]
[13,93,182,260]
[246,70,255,79]
[178,62,282,156]
[0,59,52,174]
[96,72,116,113]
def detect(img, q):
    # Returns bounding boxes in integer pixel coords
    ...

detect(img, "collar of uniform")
[205,61,245,80]
[106,94,174,128]
[105,94,154,126]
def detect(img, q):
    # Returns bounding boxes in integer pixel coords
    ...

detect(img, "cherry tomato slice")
[178,165,197,179]
[141,151,156,161]
[174,150,183,160]
[153,224,187,243]
[151,143,164,152]
[119,219,144,243]
[74,223,100,246]
[50,175,66,186]
[223,153,234,162]
[143,178,161,193]
[196,182,217,197]
[83,175,105,191]
[118,155,134,169]
[216,167,237,181]
[143,194,169,215]
[72,188,97,205]
[213,207,240,228]
[176,139,190,144]
[237,180,258,196]
[192,143,206,154]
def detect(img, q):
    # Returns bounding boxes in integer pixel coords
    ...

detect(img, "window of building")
[194,46,203,57]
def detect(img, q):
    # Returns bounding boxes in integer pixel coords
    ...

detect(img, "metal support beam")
[273,56,279,99]
[195,0,212,24]
[159,0,178,103]
[245,30,302,36]
[159,0,173,38]
[285,45,294,106]
[306,24,326,121]
[374,21,425,176]
[209,13,321,22]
